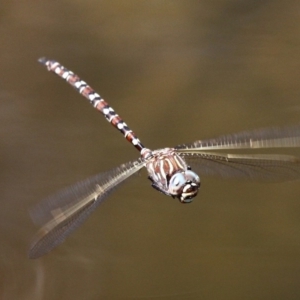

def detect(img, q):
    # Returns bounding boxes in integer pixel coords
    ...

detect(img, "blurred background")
[1,1,300,299]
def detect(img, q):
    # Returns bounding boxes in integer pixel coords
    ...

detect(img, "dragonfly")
[29,57,300,259]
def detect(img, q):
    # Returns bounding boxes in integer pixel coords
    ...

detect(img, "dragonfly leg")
[148,176,172,197]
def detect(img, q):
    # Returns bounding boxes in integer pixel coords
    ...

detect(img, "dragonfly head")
[168,170,200,203]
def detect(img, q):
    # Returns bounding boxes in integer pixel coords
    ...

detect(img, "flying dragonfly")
[29,58,300,259]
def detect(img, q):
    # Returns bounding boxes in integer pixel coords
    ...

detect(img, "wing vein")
[29,159,144,259]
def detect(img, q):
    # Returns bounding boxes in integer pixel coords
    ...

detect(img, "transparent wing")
[176,125,300,151]
[175,125,300,181]
[179,152,300,181]
[29,160,144,259]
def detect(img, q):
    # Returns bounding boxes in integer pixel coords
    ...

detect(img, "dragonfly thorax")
[141,148,200,203]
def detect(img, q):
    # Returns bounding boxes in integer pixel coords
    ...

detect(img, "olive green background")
[1,1,300,299]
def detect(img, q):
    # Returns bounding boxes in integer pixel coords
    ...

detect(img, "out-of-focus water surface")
[2,1,300,299]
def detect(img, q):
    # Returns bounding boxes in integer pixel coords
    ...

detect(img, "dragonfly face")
[168,170,200,203]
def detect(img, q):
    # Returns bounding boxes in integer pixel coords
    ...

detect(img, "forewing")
[29,160,144,259]
[176,125,300,151]
[181,152,300,181]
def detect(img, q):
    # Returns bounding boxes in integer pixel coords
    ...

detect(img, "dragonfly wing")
[176,125,300,151]
[180,152,300,181]
[29,159,144,259]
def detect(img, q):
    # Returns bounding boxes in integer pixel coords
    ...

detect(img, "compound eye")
[169,173,186,195]
[185,170,200,184]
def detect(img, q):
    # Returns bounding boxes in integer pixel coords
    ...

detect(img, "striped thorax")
[141,148,200,203]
